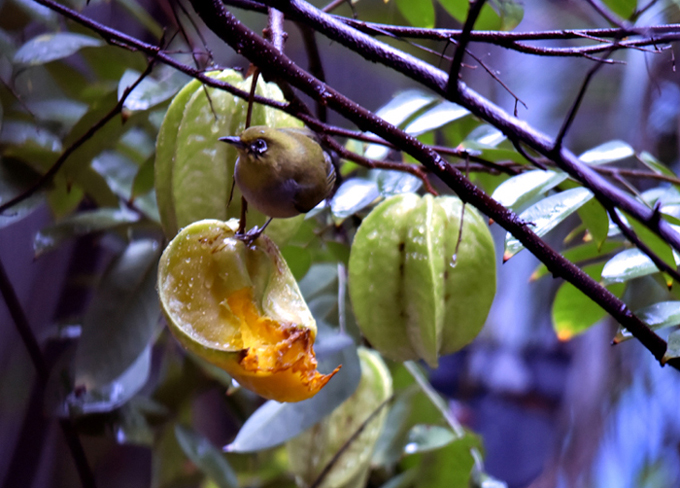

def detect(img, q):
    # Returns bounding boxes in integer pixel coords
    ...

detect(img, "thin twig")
[553,47,616,150]
[607,205,680,284]
[0,258,97,488]
[0,62,155,214]
[447,0,487,97]
[308,397,392,488]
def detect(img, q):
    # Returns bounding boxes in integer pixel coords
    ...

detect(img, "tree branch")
[187,0,673,368]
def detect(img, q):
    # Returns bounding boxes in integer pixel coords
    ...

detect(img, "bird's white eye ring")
[250,139,267,155]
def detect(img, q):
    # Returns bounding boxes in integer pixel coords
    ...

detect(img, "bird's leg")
[237,196,248,234]
[236,217,273,246]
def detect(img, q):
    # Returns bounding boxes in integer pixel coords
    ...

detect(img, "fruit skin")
[286,348,392,488]
[348,194,496,368]
[157,219,338,402]
[154,70,304,245]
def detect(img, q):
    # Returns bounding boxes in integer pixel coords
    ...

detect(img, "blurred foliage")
[2,0,680,487]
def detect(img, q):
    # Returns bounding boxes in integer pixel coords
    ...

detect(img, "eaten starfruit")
[157,219,338,402]
[348,194,496,368]
[155,69,303,245]
[286,348,392,488]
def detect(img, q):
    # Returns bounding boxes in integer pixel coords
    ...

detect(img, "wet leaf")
[505,187,594,258]
[14,32,102,66]
[374,168,423,197]
[638,151,677,179]
[491,170,567,212]
[74,239,161,389]
[118,68,188,112]
[175,425,238,488]
[404,102,469,136]
[330,178,380,220]
[662,328,680,364]
[0,157,43,229]
[225,332,361,453]
[403,425,457,455]
[65,346,151,416]
[579,140,634,166]
[34,207,140,256]
[115,0,164,38]
[366,90,436,160]
[578,198,609,248]
[464,125,506,148]
[602,0,637,19]
[531,240,623,281]
[552,263,625,340]
[601,248,661,285]
[617,301,680,342]
[396,0,435,28]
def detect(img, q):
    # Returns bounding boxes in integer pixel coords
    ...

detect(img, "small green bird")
[219,126,336,219]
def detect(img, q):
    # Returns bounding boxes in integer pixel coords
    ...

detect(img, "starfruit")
[348,194,496,368]
[286,348,392,488]
[157,219,338,402]
[155,69,303,244]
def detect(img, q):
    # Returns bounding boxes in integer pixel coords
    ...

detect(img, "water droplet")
[404,442,418,454]
[450,255,458,267]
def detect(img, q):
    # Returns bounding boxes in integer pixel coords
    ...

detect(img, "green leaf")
[280,245,312,280]
[330,178,380,221]
[23,99,88,129]
[617,301,680,343]
[662,328,680,364]
[638,151,678,179]
[438,0,522,30]
[225,332,361,453]
[579,140,634,165]
[404,425,457,455]
[366,90,436,160]
[602,0,637,19]
[326,241,351,266]
[552,263,625,340]
[34,207,140,257]
[64,345,152,416]
[624,211,676,277]
[298,263,338,301]
[118,68,188,113]
[404,101,469,136]
[374,168,423,197]
[396,0,435,28]
[174,425,239,488]
[46,176,83,218]
[378,469,418,488]
[491,170,568,212]
[463,125,505,148]
[411,431,482,488]
[577,198,609,248]
[92,151,159,221]
[601,248,662,285]
[115,0,164,38]
[131,155,155,198]
[0,157,43,229]
[13,32,103,66]
[74,239,161,389]
[531,240,623,281]
[372,388,418,470]
[505,187,594,258]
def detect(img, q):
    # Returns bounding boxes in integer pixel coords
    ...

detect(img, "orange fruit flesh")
[223,288,339,403]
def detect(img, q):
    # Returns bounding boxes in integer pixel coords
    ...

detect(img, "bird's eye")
[250,139,267,155]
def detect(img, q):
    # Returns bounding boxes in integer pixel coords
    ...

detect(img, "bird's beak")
[219,136,245,149]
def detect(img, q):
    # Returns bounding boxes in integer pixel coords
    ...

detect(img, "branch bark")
[188,0,673,368]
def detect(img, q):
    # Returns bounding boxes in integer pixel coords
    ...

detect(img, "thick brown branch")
[188,0,673,368]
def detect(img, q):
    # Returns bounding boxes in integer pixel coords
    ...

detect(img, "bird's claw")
[235,226,265,246]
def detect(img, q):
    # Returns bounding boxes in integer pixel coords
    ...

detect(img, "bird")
[219,126,336,225]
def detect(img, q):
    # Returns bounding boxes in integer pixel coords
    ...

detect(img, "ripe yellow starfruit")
[157,219,338,402]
